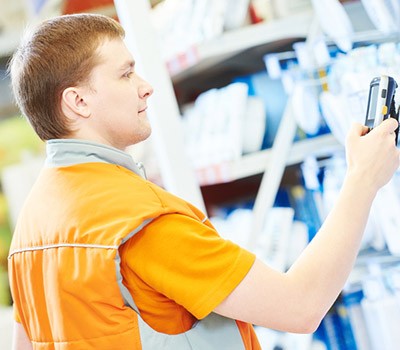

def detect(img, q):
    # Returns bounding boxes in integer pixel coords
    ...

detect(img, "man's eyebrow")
[119,60,135,71]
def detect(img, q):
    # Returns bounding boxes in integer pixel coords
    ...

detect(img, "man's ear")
[61,87,91,120]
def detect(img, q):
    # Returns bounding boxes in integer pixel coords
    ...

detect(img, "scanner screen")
[367,84,379,122]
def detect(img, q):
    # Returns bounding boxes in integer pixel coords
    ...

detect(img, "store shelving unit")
[114,0,398,252]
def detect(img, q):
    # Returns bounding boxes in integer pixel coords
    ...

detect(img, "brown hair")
[9,14,125,140]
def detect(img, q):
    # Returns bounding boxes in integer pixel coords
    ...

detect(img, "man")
[8,13,400,350]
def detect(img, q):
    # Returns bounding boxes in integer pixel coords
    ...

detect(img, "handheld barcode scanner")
[365,75,399,144]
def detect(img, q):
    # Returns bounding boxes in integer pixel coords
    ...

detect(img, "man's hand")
[346,119,400,193]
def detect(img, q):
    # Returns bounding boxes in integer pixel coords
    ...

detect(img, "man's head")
[9,14,153,149]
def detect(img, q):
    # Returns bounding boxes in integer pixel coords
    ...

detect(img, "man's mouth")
[139,107,147,113]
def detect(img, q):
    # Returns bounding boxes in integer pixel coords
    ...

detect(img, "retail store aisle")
[0,307,13,349]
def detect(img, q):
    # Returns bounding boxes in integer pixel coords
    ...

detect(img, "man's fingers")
[348,122,369,137]
[347,119,399,146]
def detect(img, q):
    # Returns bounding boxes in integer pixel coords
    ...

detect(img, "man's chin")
[126,128,152,148]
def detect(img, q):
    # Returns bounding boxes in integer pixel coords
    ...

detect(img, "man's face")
[84,38,153,150]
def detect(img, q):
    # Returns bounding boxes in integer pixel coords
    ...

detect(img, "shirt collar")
[45,139,145,178]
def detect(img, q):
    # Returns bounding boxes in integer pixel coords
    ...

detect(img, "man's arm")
[12,321,32,350]
[214,119,400,333]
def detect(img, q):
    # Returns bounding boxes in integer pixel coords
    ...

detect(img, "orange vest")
[8,141,250,349]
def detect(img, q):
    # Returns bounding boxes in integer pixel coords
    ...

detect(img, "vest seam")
[8,243,118,259]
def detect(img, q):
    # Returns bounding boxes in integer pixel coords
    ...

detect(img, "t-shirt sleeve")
[122,213,255,319]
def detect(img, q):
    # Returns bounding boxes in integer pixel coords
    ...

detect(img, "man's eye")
[124,71,134,78]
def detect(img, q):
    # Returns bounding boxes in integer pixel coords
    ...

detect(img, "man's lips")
[139,107,147,113]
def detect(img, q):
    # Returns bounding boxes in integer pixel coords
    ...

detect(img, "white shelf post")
[247,14,319,250]
[248,98,297,250]
[113,0,206,212]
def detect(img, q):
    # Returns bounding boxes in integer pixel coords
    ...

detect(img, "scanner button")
[381,89,387,98]
[382,105,388,115]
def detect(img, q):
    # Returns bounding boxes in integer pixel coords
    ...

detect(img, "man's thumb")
[378,118,399,134]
